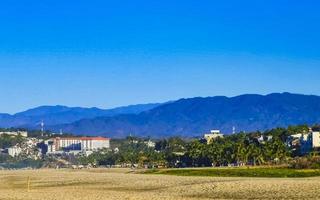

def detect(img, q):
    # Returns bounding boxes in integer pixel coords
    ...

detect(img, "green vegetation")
[2,125,320,171]
[78,136,167,167]
[0,158,43,169]
[0,153,11,163]
[76,125,320,169]
[0,134,24,149]
[289,156,320,169]
[145,167,320,178]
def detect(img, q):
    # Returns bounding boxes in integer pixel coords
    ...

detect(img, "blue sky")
[0,1,320,113]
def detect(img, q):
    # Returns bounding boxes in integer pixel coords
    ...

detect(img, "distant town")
[0,130,111,159]
[0,124,320,169]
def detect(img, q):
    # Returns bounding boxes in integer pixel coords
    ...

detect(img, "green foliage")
[146,167,320,178]
[0,124,307,169]
[0,134,25,149]
[0,158,43,169]
[287,125,309,135]
[78,150,118,166]
[0,153,11,163]
[289,156,320,169]
[75,126,308,169]
[185,130,290,167]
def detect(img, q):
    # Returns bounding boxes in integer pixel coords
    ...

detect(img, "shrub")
[289,156,320,169]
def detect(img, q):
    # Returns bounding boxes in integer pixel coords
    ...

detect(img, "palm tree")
[248,143,264,166]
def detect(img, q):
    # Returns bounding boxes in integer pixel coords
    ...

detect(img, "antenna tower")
[41,120,44,137]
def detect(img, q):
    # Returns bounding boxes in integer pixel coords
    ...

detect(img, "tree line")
[78,125,318,168]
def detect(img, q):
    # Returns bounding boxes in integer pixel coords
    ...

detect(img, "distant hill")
[51,93,320,138]
[0,103,161,129]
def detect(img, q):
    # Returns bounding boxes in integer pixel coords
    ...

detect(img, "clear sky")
[1,1,320,113]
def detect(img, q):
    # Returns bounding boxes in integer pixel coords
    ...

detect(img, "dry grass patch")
[0,169,320,200]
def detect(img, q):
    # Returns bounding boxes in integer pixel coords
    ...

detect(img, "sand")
[0,169,319,200]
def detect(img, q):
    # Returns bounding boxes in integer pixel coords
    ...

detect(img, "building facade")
[46,137,110,154]
[312,131,320,148]
[288,131,320,155]
[8,146,22,157]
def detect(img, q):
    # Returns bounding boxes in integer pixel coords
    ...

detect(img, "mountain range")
[1,93,320,138]
[0,103,160,129]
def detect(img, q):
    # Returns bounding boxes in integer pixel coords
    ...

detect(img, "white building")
[46,137,110,154]
[8,146,22,157]
[204,130,224,144]
[81,137,110,151]
[144,140,156,148]
[312,131,320,148]
[290,131,320,154]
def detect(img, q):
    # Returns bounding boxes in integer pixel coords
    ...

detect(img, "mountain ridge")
[2,93,320,138]
[0,103,161,129]
[49,93,320,138]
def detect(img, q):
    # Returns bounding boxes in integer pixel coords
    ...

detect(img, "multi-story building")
[46,137,110,154]
[312,131,320,148]
[288,130,320,155]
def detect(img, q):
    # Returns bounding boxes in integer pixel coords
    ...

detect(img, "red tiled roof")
[55,137,110,141]
[80,137,110,141]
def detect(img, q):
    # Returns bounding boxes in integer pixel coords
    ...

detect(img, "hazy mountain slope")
[51,93,320,138]
[0,103,161,128]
